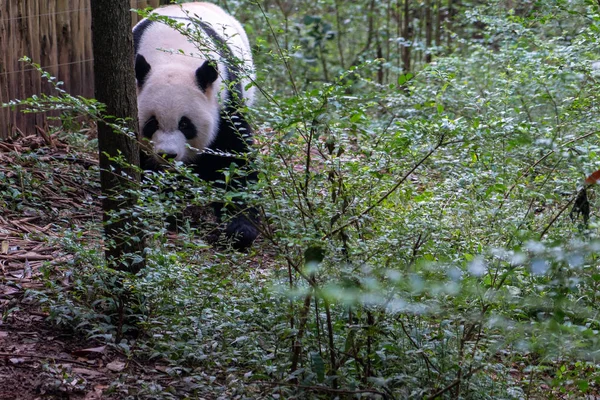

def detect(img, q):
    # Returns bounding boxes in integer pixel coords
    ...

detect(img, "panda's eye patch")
[142,116,159,139]
[178,116,197,140]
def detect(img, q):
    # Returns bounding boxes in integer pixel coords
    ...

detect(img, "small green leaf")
[398,73,413,85]
[350,112,363,123]
[310,351,325,382]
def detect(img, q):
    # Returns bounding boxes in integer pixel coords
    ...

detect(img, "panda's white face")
[137,66,220,162]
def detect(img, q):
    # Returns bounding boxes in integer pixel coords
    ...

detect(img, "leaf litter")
[0,130,168,399]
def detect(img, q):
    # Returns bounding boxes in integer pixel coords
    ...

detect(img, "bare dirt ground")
[0,132,162,399]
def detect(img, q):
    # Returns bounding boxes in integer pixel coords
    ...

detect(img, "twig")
[35,125,54,147]
[499,130,599,211]
[0,254,54,261]
[290,291,313,376]
[539,192,578,239]
[399,318,439,374]
[112,347,151,374]
[323,297,338,388]
[0,352,91,367]
[256,2,298,96]
[409,232,428,266]
[45,154,98,168]
[16,216,41,224]
[425,365,484,400]
[324,136,444,239]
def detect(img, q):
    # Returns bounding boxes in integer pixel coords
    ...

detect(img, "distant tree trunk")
[402,0,411,73]
[334,0,345,69]
[396,0,401,79]
[91,0,145,273]
[435,0,442,49]
[425,0,432,63]
[376,40,384,84]
[446,0,453,51]
[386,0,392,82]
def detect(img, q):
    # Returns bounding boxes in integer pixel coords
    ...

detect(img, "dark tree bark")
[446,0,453,51]
[435,0,442,50]
[334,0,345,69]
[91,0,145,273]
[401,0,411,74]
[425,0,433,63]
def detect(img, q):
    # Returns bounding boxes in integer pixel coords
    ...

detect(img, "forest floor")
[2,131,596,400]
[0,131,178,400]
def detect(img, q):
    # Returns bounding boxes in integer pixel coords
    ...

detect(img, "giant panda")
[133,2,259,250]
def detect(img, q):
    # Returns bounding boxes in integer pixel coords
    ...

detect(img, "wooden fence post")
[0,0,164,140]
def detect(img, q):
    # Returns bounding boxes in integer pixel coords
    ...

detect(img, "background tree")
[90,0,145,272]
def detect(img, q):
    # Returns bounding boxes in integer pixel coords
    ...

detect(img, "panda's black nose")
[159,152,177,160]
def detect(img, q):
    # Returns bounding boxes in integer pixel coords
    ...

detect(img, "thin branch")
[498,130,599,210]
[0,353,92,367]
[324,136,444,239]
[539,191,578,239]
[290,291,313,375]
[399,318,440,374]
[256,2,298,96]
[323,297,338,387]
[425,365,484,400]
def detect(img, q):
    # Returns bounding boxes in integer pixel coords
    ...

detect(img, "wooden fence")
[0,0,167,140]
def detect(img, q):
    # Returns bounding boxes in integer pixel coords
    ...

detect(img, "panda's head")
[135,54,220,163]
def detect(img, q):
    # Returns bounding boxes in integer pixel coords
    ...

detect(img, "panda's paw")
[225,215,259,251]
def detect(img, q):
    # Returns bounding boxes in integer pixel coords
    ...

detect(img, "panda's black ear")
[135,54,151,87]
[196,61,219,92]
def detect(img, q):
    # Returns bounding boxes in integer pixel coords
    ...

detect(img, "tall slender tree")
[425,0,433,63]
[447,0,453,50]
[91,1,145,273]
[435,0,442,49]
[402,0,411,74]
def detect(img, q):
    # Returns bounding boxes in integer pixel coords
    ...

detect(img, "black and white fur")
[133,2,258,249]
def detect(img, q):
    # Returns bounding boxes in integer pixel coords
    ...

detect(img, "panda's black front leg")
[213,201,259,250]
[195,153,260,250]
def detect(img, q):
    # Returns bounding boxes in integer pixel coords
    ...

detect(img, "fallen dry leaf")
[106,360,126,372]
[72,367,104,378]
[0,285,21,296]
[154,364,169,372]
[72,345,106,358]
[84,385,109,400]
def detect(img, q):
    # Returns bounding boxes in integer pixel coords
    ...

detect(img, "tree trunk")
[334,0,345,69]
[425,0,432,63]
[435,0,442,49]
[402,0,411,74]
[446,0,453,51]
[91,0,145,273]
